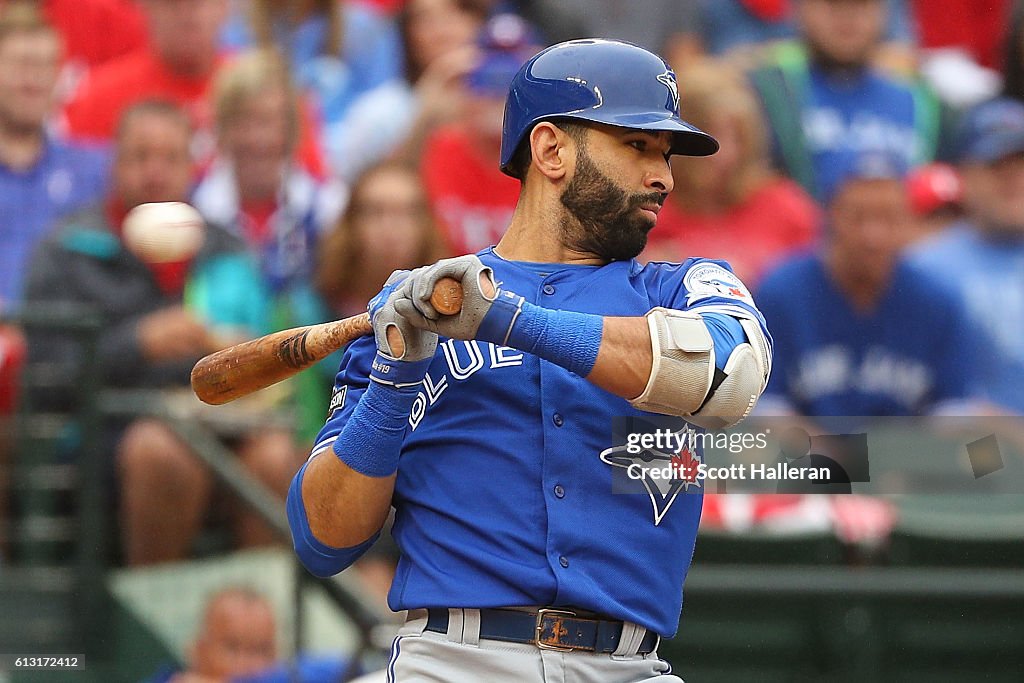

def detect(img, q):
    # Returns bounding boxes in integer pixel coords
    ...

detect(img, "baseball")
[122,202,206,263]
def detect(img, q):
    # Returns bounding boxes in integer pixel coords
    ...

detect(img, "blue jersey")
[756,254,971,417]
[0,137,109,308]
[751,45,937,204]
[802,65,925,203]
[908,223,1024,413]
[310,249,768,637]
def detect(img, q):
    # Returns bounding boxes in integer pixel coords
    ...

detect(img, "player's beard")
[559,147,665,262]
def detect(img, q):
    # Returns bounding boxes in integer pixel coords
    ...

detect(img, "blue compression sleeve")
[287,459,380,577]
[333,369,427,477]
[478,293,603,377]
[701,312,747,370]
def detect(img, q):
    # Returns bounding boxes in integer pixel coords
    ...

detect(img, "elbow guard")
[629,308,770,429]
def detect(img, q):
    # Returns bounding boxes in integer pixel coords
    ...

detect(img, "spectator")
[316,160,447,318]
[220,0,402,128]
[194,49,343,296]
[700,0,915,62]
[420,13,536,254]
[25,0,148,99]
[748,0,942,204]
[24,101,303,565]
[644,59,819,286]
[61,0,324,175]
[908,98,1024,414]
[192,48,344,442]
[146,586,352,683]
[62,0,227,153]
[756,150,976,417]
[325,0,490,181]
[0,2,109,310]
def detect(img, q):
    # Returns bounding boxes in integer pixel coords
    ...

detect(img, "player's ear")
[529,121,572,181]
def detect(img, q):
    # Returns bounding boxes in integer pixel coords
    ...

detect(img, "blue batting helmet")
[499,39,719,177]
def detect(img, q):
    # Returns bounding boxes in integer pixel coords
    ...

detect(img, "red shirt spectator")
[64,48,219,146]
[645,60,820,286]
[60,0,324,175]
[421,124,520,255]
[40,0,147,69]
[646,177,819,287]
[419,16,538,254]
[63,49,325,177]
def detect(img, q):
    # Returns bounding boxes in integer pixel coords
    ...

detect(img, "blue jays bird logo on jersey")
[657,70,680,112]
[600,423,703,526]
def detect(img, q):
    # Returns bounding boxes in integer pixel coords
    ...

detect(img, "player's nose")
[645,157,674,194]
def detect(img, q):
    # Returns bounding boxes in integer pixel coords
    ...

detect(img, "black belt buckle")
[535,608,579,651]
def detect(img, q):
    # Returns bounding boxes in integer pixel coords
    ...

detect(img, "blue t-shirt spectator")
[0,137,108,309]
[749,43,940,203]
[908,223,1024,414]
[757,254,972,417]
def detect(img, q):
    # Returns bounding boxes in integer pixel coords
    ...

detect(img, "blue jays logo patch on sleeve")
[684,263,751,306]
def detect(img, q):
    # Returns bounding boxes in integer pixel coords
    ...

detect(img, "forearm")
[298,452,395,548]
[289,365,428,574]
[483,301,745,401]
[587,316,653,398]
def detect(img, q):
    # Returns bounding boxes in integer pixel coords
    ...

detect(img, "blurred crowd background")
[0,0,1022,681]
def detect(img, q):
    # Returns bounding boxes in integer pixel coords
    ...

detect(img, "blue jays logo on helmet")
[656,70,680,112]
[499,39,719,177]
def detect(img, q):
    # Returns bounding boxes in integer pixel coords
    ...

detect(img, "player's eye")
[628,139,647,151]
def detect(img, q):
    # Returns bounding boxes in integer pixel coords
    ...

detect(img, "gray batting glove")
[393,255,498,341]
[370,268,438,363]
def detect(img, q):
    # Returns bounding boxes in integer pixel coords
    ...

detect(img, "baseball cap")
[956,97,1024,164]
[824,148,910,205]
[906,163,963,216]
[464,13,539,97]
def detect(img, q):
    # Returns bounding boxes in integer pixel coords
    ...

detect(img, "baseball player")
[287,39,772,682]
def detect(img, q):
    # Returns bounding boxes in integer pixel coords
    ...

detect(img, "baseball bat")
[191,277,463,405]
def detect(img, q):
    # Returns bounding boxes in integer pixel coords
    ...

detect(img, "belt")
[424,608,659,654]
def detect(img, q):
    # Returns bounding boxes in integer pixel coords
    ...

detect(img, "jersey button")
[554,484,565,498]
[559,556,569,568]
[542,284,556,295]
[552,413,564,427]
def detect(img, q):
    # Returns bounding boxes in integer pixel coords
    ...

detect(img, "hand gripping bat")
[191,277,462,405]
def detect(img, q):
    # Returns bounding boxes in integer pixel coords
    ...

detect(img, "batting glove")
[368,269,437,387]
[395,257,602,377]
[393,255,507,341]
